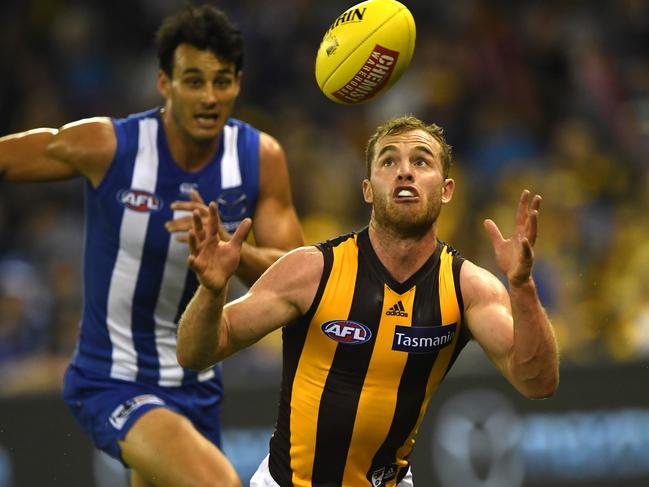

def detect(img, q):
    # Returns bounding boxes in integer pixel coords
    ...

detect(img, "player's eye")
[185,78,204,88]
[214,78,233,88]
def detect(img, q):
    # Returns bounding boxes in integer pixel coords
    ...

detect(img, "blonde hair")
[365,115,453,178]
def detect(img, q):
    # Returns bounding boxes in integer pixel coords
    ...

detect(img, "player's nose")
[201,84,218,105]
[396,159,414,180]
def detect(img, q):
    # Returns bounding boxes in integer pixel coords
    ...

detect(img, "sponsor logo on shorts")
[371,464,397,486]
[109,394,165,430]
[371,467,384,487]
[321,320,372,344]
[117,189,163,212]
[392,323,457,354]
[332,45,399,103]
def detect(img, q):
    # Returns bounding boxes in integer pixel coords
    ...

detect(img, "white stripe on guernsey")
[154,210,191,387]
[107,118,159,382]
[221,125,241,189]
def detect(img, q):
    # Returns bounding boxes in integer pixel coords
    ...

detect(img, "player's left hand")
[483,189,541,287]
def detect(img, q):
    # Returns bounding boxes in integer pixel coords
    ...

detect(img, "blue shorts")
[62,364,223,464]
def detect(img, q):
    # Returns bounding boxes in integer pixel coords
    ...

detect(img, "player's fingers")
[218,223,232,241]
[230,218,252,248]
[483,219,504,246]
[207,202,221,238]
[526,209,539,246]
[188,231,197,255]
[165,216,192,233]
[193,210,206,241]
[531,194,542,213]
[515,190,530,228]
[519,236,534,263]
[174,234,189,243]
[170,201,201,212]
[191,190,205,204]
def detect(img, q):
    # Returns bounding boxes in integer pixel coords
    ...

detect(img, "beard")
[372,192,442,239]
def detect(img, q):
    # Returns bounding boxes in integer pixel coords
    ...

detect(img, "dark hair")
[155,5,244,76]
[365,115,453,178]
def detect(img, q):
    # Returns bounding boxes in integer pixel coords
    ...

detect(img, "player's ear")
[157,70,170,98]
[441,178,455,204]
[362,179,373,203]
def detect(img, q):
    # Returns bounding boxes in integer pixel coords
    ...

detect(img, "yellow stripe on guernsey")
[289,236,359,487]
[341,285,416,486]
[389,245,462,485]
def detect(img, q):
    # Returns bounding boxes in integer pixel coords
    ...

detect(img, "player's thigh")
[119,407,241,487]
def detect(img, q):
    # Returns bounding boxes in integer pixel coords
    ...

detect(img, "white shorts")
[250,455,414,487]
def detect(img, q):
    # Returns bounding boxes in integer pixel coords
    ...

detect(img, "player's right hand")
[187,201,251,293]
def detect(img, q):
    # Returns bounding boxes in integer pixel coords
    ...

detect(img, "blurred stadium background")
[0,0,647,485]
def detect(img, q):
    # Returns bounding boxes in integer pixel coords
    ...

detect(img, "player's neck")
[367,219,439,284]
[161,110,219,172]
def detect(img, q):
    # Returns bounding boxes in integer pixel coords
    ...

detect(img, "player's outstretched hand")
[483,189,541,287]
[187,201,252,293]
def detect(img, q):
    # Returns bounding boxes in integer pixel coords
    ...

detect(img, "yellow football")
[315,0,416,105]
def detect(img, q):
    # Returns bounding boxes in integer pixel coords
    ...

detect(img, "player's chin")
[190,125,222,142]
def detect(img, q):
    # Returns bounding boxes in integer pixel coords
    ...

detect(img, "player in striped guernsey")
[0,5,303,487]
[178,115,559,487]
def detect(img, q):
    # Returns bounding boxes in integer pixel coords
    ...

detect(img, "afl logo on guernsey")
[321,320,372,344]
[117,189,163,212]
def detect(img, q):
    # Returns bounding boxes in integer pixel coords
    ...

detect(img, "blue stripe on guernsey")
[74,109,260,392]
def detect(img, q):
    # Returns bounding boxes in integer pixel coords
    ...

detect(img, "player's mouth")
[194,113,220,128]
[393,186,419,202]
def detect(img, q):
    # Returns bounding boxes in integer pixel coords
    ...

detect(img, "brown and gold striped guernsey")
[269,227,469,487]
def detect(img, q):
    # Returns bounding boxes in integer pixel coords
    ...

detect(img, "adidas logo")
[386,300,408,317]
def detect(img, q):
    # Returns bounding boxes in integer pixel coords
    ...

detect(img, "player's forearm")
[507,278,559,399]
[177,285,228,370]
[235,243,286,286]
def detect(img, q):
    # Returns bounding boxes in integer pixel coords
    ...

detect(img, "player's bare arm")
[0,117,116,186]
[177,203,319,370]
[461,190,559,399]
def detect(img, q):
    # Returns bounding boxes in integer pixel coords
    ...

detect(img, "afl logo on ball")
[321,320,372,344]
[117,189,163,212]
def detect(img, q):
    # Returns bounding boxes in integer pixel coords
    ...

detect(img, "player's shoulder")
[274,246,324,274]
[111,107,160,128]
[54,117,116,154]
[255,246,324,294]
[459,260,508,307]
[225,117,262,138]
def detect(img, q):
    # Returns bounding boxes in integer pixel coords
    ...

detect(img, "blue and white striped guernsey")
[73,108,260,391]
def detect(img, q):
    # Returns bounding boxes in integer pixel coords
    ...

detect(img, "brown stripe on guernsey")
[341,285,416,484]
[311,238,380,484]
[289,237,358,484]
[394,246,463,465]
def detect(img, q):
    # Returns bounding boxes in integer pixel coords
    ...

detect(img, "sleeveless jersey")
[73,108,260,389]
[268,228,469,487]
